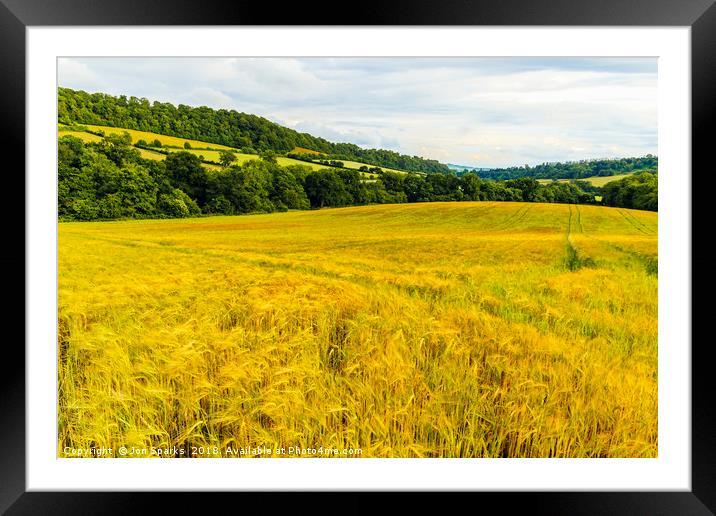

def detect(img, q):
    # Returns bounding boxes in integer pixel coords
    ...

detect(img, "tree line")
[58,87,451,175]
[472,156,658,181]
[59,134,655,222]
[600,171,658,211]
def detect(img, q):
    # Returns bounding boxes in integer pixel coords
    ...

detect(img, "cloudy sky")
[58,57,657,168]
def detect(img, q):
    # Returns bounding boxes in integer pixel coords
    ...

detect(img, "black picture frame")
[2,0,713,513]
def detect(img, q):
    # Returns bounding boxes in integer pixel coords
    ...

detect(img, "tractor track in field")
[433,202,498,226]
[508,204,534,230]
[569,206,657,274]
[626,209,657,235]
[617,209,656,235]
[484,204,527,231]
[461,205,538,261]
[563,205,592,271]
[617,210,651,235]
[574,205,584,233]
[488,204,533,232]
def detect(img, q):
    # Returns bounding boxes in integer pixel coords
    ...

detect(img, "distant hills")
[446,163,494,173]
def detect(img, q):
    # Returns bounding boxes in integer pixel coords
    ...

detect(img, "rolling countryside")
[56,65,659,460]
[59,123,399,176]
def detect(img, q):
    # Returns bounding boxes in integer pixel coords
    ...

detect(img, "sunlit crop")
[58,202,657,458]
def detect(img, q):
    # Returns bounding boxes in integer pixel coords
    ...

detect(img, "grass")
[164,149,347,172]
[135,148,167,161]
[583,173,636,187]
[537,173,634,187]
[324,160,408,175]
[166,149,254,165]
[276,156,341,171]
[291,147,324,155]
[58,131,220,170]
[58,202,657,458]
[58,130,104,144]
[157,148,385,174]
[82,124,236,151]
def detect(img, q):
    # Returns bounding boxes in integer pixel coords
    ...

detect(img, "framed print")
[3,0,714,513]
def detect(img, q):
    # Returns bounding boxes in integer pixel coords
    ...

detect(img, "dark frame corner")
[3,0,713,514]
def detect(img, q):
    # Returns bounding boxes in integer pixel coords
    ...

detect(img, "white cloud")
[186,87,236,108]
[57,58,104,90]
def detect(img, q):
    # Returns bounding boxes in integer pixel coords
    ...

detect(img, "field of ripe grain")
[291,146,324,155]
[57,129,104,144]
[276,156,344,171]
[58,202,657,458]
[135,147,167,161]
[82,124,236,151]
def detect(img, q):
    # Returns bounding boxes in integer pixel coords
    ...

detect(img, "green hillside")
[58,87,451,174]
[58,123,384,176]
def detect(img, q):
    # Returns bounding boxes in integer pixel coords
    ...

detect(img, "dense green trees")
[58,135,657,222]
[402,174,433,202]
[58,136,305,220]
[270,167,311,211]
[58,87,451,174]
[474,156,658,181]
[218,149,237,167]
[303,170,353,208]
[158,189,201,218]
[601,171,658,211]
[59,136,161,220]
[164,152,208,205]
[213,162,275,213]
[460,173,482,201]
[427,174,463,201]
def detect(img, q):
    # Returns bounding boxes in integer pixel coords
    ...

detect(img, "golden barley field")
[57,202,658,458]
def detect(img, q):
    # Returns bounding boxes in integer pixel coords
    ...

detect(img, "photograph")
[5,7,707,509]
[56,56,659,459]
